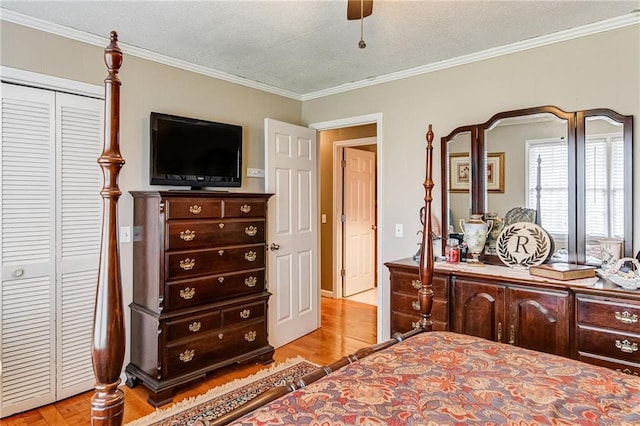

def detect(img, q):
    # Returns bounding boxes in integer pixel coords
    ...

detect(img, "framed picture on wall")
[449,152,505,193]
[487,152,505,193]
[449,153,470,192]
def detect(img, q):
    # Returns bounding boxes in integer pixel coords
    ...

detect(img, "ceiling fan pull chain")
[359,0,366,49]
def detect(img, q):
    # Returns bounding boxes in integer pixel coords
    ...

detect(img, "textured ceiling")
[1,0,639,98]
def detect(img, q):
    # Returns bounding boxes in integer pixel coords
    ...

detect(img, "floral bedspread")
[231,331,640,425]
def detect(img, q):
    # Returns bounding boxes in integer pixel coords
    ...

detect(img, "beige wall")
[302,25,640,271]
[318,125,377,292]
[1,21,638,344]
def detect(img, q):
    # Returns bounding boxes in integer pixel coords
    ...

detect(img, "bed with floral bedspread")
[230,331,640,425]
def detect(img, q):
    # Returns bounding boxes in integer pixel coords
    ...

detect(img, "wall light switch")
[247,168,265,178]
[120,226,131,243]
[395,224,403,237]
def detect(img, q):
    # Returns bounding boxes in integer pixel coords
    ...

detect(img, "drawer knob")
[218,333,224,340]
[180,229,196,241]
[179,258,195,270]
[240,204,251,214]
[179,287,196,300]
[188,321,201,332]
[179,349,195,363]
[615,311,638,324]
[245,276,257,287]
[219,223,225,229]
[245,225,258,237]
[411,300,420,311]
[411,279,422,289]
[245,251,257,262]
[218,250,225,256]
[615,339,639,354]
[245,331,257,342]
[240,309,251,319]
[189,205,202,215]
[218,277,225,283]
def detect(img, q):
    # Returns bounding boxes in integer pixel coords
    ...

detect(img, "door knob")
[270,243,280,251]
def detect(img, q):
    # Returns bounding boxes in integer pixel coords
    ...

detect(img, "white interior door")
[264,118,318,348]
[342,147,376,297]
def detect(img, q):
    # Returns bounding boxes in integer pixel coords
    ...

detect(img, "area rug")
[126,357,317,426]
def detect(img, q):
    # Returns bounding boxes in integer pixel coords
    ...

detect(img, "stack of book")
[529,263,596,281]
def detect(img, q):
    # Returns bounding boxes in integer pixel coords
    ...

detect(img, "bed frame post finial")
[91,30,125,426]
[418,124,435,331]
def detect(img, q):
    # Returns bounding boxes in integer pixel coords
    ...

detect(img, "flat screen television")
[150,112,242,188]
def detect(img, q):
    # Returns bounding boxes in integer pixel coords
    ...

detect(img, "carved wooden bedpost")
[418,124,435,331]
[92,31,125,426]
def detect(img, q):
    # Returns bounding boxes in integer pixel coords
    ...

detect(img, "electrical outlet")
[395,224,403,237]
[247,168,265,178]
[119,226,131,243]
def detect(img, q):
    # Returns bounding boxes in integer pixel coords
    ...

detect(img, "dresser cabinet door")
[507,286,570,357]
[452,278,505,342]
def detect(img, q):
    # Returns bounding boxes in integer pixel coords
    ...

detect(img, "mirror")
[441,106,633,265]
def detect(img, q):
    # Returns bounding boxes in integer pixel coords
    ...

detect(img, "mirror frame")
[441,105,633,264]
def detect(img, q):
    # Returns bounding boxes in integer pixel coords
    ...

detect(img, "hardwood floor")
[2,297,376,425]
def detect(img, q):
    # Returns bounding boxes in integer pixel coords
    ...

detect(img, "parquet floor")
[2,297,377,425]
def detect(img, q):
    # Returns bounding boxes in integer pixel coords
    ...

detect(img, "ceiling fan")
[347,0,373,48]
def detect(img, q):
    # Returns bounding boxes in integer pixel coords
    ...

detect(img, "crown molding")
[2,8,638,102]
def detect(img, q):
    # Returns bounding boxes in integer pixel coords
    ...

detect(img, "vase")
[460,214,493,264]
[484,212,504,255]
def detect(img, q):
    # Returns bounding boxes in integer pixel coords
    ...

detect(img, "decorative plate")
[496,222,551,268]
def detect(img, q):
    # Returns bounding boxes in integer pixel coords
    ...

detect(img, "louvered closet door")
[55,92,103,399]
[0,83,103,417]
[1,83,57,415]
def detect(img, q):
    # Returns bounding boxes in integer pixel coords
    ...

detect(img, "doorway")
[310,113,387,341]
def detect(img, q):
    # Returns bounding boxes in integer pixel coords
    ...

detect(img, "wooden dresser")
[125,191,274,406]
[386,258,640,375]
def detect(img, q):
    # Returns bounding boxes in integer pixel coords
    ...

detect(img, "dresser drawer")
[166,245,265,280]
[391,293,447,324]
[165,310,221,342]
[222,301,266,326]
[164,269,265,310]
[391,273,448,298]
[576,352,640,376]
[164,321,268,377]
[166,219,266,251]
[223,199,266,218]
[577,325,640,364]
[165,198,222,219]
[577,296,640,333]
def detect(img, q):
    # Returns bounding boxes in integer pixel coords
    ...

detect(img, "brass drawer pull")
[179,258,195,270]
[411,321,420,330]
[615,339,639,354]
[245,251,257,262]
[180,229,196,241]
[411,279,422,289]
[189,205,202,215]
[508,324,515,345]
[245,226,258,237]
[240,204,251,214]
[179,287,195,300]
[240,309,251,319]
[615,311,638,324]
[179,349,195,363]
[497,322,503,342]
[245,331,257,342]
[218,250,225,256]
[219,223,225,229]
[245,276,257,287]
[188,321,201,332]
[218,277,225,283]
[617,368,639,376]
[411,300,420,311]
